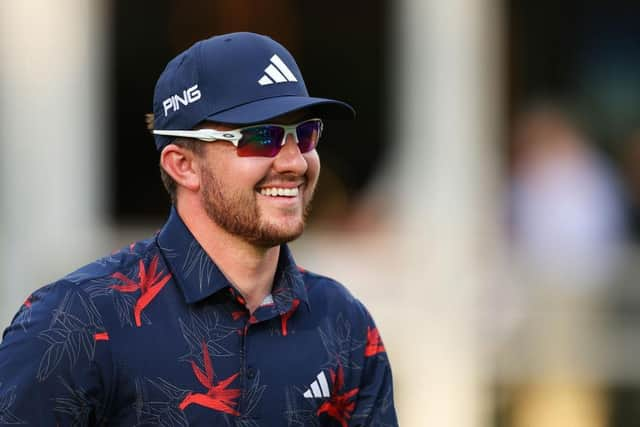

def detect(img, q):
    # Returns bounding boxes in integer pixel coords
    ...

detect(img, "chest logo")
[303,371,331,399]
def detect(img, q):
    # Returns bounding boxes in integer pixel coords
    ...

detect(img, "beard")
[200,165,312,247]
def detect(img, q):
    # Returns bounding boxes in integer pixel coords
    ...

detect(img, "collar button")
[246,366,256,379]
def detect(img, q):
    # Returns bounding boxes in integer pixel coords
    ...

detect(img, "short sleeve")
[351,301,399,426]
[0,281,112,425]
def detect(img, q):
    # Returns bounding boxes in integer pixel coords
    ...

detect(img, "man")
[0,32,397,426]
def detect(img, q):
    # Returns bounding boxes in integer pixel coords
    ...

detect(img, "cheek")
[304,152,321,184]
[234,159,273,186]
[201,151,271,188]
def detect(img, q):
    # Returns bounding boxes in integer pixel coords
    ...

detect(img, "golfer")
[0,32,397,426]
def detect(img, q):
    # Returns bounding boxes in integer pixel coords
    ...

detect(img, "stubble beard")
[200,166,313,248]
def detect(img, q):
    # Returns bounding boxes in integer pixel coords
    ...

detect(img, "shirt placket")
[227,287,281,421]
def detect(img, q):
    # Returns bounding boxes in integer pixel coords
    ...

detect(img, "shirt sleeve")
[351,302,399,427]
[0,281,112,425]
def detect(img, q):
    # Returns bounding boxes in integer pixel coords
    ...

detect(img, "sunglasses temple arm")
[152,129,241,143]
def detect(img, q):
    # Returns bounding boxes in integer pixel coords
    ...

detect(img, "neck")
[177,200,280,313]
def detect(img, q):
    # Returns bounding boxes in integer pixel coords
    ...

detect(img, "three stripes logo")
[303,371,331,399]
[258,54,298,86]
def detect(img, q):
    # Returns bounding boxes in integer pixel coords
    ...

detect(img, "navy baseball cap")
[152,32,355,150]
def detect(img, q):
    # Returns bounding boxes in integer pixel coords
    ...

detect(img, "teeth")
[260,187,299,197]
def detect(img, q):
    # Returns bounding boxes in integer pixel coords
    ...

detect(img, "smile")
[259,187,300,197]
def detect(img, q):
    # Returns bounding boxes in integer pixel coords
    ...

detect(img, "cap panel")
[195,33,308,121]
[151,32,354,150]
[153,45,204,131]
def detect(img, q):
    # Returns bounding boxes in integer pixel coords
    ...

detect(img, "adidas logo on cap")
[258,54,298,86]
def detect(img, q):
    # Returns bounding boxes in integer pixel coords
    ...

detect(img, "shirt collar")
[156,207,309,310]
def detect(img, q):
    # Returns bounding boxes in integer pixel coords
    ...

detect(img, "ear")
[160,144,201,193]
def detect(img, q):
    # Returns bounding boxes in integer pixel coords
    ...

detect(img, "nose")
[272,132,308,175]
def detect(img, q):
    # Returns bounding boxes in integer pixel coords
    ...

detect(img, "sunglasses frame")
[153,118,323,155]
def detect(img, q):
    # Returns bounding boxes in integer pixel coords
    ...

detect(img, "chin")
[251,220,305,247]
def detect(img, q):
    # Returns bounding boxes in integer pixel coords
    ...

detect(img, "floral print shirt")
[0,208,397,426]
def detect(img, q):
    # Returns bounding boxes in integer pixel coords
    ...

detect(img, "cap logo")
[162,84,202,117]
[258,54,298,86]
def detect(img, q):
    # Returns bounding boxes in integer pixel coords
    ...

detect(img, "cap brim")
[204,96,355,124]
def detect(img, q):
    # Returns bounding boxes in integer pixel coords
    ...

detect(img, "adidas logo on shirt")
[303,371,331,399]
[258,54,298,86]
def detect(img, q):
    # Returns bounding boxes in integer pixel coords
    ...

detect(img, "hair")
[147,113,206,204]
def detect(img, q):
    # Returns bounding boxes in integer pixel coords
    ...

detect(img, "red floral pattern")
[179,341,241,416]
[317,365,359,427]
[364,326,386,357]
[110,255,172,327]
[280,299,300,336]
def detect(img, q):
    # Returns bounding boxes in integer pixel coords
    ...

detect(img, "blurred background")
[2,1,640,425]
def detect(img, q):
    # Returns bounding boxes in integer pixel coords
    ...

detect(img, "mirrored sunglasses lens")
[296,120,322,153]
[237,126,284,157]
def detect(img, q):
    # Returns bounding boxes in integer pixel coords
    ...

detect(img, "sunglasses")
[153,118,323,157]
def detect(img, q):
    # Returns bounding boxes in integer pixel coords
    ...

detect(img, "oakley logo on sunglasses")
[162,84,202,117]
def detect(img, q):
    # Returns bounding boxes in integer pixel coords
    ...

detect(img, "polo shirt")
[0,208,398,426]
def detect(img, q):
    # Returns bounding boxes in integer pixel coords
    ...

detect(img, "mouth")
[258,186,300,197]
[256,178,305,200]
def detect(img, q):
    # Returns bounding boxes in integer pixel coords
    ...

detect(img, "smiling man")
[0,32,398,425]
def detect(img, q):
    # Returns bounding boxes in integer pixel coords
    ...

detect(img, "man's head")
[151,32,354,246]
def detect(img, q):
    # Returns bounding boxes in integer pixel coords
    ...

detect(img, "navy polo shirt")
[0,208,398,426]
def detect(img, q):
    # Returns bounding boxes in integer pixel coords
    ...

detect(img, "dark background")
[110,0,391,224]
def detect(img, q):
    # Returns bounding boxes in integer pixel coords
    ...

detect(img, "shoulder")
[4,237,159,337]
[300,268,355,301]
[299,268,372,322]
[62,237,158,288]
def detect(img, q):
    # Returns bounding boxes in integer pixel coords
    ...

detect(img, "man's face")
[196,112,321,247]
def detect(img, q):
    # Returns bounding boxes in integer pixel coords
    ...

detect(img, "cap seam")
[194,40,203,91]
